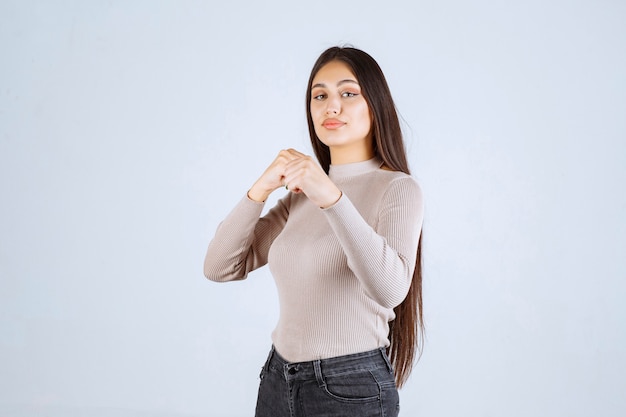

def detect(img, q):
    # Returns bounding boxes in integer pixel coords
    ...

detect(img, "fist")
[248,149,341,208]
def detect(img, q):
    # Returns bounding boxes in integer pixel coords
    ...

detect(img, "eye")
[342,91,358,98]
[312,93,326,100]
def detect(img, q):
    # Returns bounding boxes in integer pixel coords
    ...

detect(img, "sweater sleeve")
[203,194,290,282]
[322,177,424,308]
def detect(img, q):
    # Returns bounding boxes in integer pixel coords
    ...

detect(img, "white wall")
[1,0,624,416]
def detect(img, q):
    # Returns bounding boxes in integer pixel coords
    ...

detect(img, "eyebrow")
[311,79,359,89]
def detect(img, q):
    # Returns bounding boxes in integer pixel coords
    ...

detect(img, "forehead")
[311,60,357,85]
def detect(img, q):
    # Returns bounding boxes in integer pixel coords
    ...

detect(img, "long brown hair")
[305,46,424,388]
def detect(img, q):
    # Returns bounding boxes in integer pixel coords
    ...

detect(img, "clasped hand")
[248,149,342,209]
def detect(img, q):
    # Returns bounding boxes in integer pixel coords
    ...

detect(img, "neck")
[329,143,375,165]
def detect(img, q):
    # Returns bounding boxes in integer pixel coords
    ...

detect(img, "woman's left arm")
[322,177,424,309]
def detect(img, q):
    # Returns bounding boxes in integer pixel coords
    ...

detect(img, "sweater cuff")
[320,191,344,211]
[321,192,356,223]
[224,193,265,221]
[245,191,268,206]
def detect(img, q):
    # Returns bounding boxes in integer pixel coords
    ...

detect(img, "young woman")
[204,46,424,417]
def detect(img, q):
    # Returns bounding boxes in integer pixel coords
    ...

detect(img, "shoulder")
[371,169,422,195]
[338,168,423,211]
[368,171,424,215]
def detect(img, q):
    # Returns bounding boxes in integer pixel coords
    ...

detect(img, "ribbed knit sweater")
[204,157,424,362]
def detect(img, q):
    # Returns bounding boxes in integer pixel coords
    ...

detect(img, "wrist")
[320,190,342,209]
[248,183,271,202]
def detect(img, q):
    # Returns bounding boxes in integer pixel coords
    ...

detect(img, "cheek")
[310,113,322,137]
[311,102,326,118]
[312,124,324,139]
[354,99,370,119]
[358,104,373,131]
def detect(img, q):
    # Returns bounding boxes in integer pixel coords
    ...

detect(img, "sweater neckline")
[328,156,383,180]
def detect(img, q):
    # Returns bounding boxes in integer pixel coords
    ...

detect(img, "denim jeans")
[255,346,400,417]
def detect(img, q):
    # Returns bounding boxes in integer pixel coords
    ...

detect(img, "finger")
[284,179,301,193]
[283,168,307,193]
[285,148,307,158]
[278,149,302,162]
[284,154,313,169]
[283,181,300,193]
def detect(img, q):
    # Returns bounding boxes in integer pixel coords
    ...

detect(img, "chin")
[317,134,350,147]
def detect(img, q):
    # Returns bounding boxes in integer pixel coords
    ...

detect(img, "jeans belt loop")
[313,359,325,388]
[380,347,394,373]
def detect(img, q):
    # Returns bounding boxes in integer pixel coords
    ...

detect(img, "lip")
[322,118,346,129]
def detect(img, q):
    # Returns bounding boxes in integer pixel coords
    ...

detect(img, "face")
[309,61,373,161]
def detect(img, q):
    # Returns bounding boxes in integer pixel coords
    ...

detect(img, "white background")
[1,1,625,416]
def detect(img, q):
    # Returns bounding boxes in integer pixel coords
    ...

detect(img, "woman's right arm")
[203,193,290,282]
[203,149,301,282]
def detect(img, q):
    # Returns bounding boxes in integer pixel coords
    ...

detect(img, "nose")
[325,96,340,116]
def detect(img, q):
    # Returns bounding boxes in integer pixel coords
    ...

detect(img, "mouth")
[322,119,346,129]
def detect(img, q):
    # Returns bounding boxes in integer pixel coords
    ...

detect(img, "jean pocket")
[322,369,381,403]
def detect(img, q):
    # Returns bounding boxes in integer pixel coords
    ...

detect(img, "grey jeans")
[255,346,400,417]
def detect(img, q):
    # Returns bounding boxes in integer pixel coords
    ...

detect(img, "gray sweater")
[204,157,424,362]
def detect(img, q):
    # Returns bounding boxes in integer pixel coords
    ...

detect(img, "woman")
[204,46,424,417]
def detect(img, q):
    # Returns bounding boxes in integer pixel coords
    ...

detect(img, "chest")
[267,189,381,279]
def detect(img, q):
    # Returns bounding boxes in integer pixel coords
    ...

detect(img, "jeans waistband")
[264,346,394,381]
